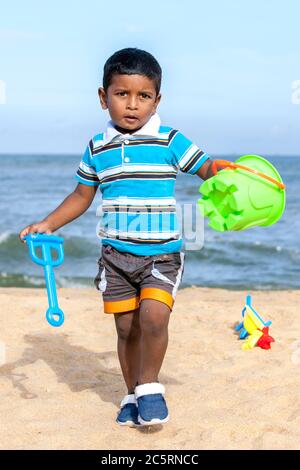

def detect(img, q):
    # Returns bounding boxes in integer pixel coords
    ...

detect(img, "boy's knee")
[117,325,139,341]
[115,316,141,342]
[141,321,166,338]
[140,311,169,338]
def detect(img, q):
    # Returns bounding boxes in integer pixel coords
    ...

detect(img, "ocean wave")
[0,232,99,262]
[185,239,300,262]
[2,271,297,290]
[0,231,12,244]
[0,272,93,288]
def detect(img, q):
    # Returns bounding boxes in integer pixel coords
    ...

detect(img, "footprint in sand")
[252,426,290,450]
[287,409,300,422]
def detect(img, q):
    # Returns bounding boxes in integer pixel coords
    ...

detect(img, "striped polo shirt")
[76,113,210,255]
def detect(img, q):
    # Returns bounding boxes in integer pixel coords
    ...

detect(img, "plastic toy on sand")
[235,295,275,350]
[198,155,286,232]
[23,233,65,327]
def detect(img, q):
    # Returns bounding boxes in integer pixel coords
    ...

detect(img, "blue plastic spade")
[23,233,65,327]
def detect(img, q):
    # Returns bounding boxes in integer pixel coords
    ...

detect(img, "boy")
[19,48,214,427]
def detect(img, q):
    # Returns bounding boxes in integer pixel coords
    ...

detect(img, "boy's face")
[98,74,161,134]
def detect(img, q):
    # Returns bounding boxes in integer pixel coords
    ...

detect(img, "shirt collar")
[103,112,161,144]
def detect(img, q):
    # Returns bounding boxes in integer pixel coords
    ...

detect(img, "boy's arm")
[170,131,215,180]
[195,159,214,180]
[19,183,98,242]
[43,183,98,231]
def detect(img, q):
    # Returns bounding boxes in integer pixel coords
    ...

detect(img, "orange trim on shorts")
[140,287,174,310]
[104,296,139,314]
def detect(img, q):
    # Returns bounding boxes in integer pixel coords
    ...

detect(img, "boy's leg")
[138,298,171,385]
[114,308,141,394]
[136,251,184,386]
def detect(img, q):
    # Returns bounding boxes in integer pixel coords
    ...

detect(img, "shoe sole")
[138,415,169,426]
[116,419,140,427]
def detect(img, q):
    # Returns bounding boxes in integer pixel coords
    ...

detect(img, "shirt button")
[124,157,130,163]
[124,139,130,145]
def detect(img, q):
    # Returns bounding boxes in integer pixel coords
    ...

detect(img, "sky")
[0,0,299,155]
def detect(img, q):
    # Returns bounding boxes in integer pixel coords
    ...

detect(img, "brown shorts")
[94,244,185,314]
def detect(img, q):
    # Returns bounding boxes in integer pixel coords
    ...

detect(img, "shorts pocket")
[151,260,175,286]
[94,258,107,292]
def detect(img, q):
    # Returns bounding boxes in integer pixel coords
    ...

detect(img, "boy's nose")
[126,97,138,109]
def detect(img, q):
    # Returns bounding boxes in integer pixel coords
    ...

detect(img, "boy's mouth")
[123,115,139,124]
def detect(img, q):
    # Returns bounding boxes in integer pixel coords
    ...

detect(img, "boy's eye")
[115,91,152,99]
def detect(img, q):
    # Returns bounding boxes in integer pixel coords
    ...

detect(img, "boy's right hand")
[19,221,53,244]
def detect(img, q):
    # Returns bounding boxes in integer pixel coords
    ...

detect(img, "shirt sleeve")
[75,141,100,186]
[169,131,210,174]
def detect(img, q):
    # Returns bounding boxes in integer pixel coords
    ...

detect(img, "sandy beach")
[0,286,300,450]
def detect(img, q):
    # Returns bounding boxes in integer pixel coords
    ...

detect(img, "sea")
[1,154,299,290]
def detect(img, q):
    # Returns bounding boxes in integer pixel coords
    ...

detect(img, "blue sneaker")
[135,383,169,426]
[116,394,139,427]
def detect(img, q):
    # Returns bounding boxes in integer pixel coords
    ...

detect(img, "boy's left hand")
[196,160,214,180]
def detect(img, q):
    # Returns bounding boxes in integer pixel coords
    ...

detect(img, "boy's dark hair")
[103,48,162,95]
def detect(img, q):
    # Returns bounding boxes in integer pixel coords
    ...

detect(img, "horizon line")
[1,152,300,158]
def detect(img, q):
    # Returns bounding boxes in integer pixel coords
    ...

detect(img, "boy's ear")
[153,93,161,112]
[98,87,108,110]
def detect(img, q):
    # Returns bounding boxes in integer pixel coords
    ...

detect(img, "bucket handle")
[211,159,286,190]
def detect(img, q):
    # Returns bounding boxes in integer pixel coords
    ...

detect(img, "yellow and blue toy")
[235,295,275,350]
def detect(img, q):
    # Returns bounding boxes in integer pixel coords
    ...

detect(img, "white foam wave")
[23,275,45,286]
[0,231,11,244]
[56,275,91,289]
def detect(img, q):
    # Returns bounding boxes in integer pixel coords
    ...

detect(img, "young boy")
[19,48,214,427]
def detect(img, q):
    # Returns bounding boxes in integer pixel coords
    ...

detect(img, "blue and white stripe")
[76,114,210,255]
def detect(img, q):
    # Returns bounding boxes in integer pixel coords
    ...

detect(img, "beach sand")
[0,286,299,450]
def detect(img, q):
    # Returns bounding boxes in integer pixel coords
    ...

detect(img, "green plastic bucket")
[197,155,286,232]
